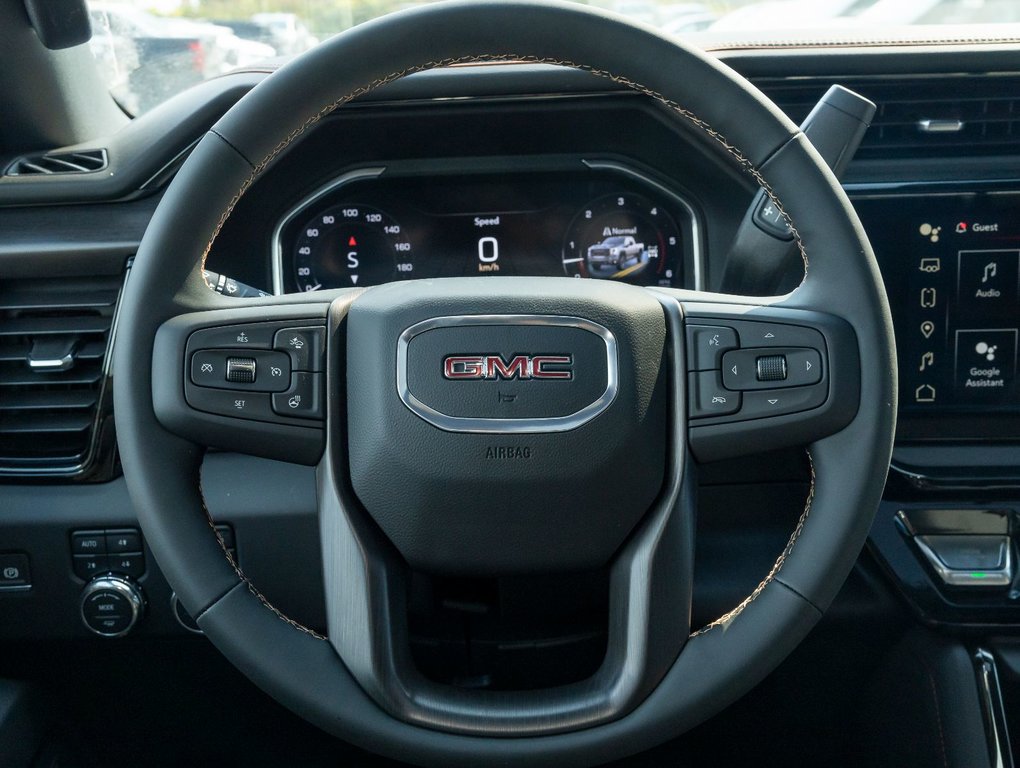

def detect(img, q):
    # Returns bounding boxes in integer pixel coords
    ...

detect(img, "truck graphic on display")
[585,235,647,276]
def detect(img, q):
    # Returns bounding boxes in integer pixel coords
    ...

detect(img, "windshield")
[87,0,1020,115]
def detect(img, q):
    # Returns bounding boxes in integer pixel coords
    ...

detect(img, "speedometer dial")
[293,204,414,291]
[562,193,682,287]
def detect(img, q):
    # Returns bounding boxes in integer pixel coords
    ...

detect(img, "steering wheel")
[114,1,896,764]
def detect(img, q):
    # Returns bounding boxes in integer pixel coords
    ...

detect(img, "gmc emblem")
[443,354,573,380]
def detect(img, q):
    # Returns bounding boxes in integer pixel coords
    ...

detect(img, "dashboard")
[232,90,1020,449]
[3,44,1020,766]
[259,142,1020,446]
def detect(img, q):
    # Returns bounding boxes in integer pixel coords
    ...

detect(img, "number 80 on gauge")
[292,204,414,291]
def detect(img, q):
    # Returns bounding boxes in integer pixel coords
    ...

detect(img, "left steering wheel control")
[185,321,326,422]
[80,575,145,638]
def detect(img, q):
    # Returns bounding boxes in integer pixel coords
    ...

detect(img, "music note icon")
[982,262,997,283]
[919,351,934,372]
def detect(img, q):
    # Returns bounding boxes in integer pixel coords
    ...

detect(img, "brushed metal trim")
[918,118,965,134]
[271,167,387,295]
[79,575,144,638]
[975,649,1014,768]
[914,536,1013,587]
[395,314,618,434]
[889,461,1020,491]
[170,593,204,634]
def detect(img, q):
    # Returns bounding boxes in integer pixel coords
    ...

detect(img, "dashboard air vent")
[758,76,1020,160]
[0,275,121,475]
[5,148,108,176]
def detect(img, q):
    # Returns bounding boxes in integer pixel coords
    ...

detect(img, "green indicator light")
[970,572,988,579]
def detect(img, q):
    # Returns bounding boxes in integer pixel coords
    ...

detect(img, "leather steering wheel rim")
[113,1,897,765]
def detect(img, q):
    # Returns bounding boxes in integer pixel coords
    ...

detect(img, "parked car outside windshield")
[87,0,1020,115]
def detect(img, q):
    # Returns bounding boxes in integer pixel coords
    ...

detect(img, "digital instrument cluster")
[273,164,700,295]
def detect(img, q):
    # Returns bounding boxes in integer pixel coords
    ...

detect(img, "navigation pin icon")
[920,320,935,339]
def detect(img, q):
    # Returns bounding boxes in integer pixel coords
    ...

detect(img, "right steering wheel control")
[685,319,828,420]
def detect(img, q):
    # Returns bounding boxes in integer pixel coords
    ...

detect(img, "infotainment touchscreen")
[853,193,1019,438]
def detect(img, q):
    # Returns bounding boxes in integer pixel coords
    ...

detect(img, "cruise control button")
[740,384,826,419]
[272,372,324,419]
[185,387,276,422]
[686,325,738,371]
[191,350,227,387]
[190,350,291,393]
[688,371,740,418]
[189,324,275,350]
[225,357,257,384]
[274,327,325,372]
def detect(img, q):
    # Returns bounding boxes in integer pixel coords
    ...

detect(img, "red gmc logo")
[443,354,573,380]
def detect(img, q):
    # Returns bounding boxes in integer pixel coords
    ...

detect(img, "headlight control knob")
[80,575,145,638]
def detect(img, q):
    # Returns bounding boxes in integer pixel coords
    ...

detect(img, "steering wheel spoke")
[150,293,351,464]
[315,288,696,734]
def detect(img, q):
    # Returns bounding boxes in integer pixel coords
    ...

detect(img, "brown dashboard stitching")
[705,36,1020,51]
[690,451,815,637]
[197,53,816,638]
[198,472,327,640]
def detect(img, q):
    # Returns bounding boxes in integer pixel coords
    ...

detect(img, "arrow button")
[784,348,823,386]
[742,384,826,419]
